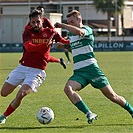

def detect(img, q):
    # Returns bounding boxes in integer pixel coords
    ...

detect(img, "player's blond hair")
[66,10,81,19]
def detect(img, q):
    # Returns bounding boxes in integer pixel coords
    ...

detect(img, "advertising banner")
[0,42,133,52]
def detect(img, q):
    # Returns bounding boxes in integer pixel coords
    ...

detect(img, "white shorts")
[6,64,46,92]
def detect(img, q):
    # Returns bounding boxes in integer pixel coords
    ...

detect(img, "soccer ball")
[36,107,54,124]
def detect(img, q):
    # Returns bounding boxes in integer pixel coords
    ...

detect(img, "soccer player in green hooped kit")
[54,10,133,124]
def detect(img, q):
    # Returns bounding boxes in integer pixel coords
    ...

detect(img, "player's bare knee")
[64,86,72,95]
[16,90,27,100]
[0,91,8,97]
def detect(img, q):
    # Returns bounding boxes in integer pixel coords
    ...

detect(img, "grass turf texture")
[0,52,133,133]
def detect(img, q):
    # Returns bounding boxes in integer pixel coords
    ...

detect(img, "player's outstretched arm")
[24,41,47,53]
[46,33,55,46]
[54,22,84,36]
[55,42,65,49]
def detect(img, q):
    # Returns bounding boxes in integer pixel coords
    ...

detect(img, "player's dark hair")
[36,5,45,16]
[36,5,45,11]
[29,9,43,20]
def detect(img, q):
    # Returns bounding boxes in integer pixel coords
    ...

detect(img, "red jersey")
[25,18,54,29]
[19,27,69,70]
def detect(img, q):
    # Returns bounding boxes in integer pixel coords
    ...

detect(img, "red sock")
[48,56,59,63]
[3,105,15,117]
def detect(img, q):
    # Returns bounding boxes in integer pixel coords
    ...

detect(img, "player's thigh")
[17,84,32,98]
[65,80,82,91]
[5,65,26,87]
[1,82,16,96]
[23,68,46,92]
[100,84,117,99]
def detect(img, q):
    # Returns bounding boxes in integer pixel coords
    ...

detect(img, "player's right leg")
[64,80,97,124]
[0,65,26,124]
[86,112,98,124]
[0,68,25,125]
[0,82,16,124]
[0,84,33,124]
[1,82,16,97]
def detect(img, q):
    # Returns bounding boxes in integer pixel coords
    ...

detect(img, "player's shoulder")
[23,27,32,35]
[25,22,32,30]
[82,25,93,35]
[82,25,92,31]
[25,25,32,30]
[42,27,56,33]
[42,27,51,31]
[43,17,50,22]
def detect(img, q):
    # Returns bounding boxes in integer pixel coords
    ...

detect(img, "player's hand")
[55,42,64,49]
[46,33,55,46]
[54,22,62,28]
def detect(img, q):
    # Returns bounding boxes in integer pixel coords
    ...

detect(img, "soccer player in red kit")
[25,5,66,69]
[0,9,70,124]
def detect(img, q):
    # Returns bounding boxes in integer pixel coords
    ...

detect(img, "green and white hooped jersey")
[68,25,97,70]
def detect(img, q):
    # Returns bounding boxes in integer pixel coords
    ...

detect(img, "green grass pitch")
[0,52,133,133]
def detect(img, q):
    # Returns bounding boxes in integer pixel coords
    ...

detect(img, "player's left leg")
[64,51,71,64]
[100,85,133,117]
[48,56,59,63]
[64,45,71,64]
[0,84,32,124]
[48,56,66,69]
